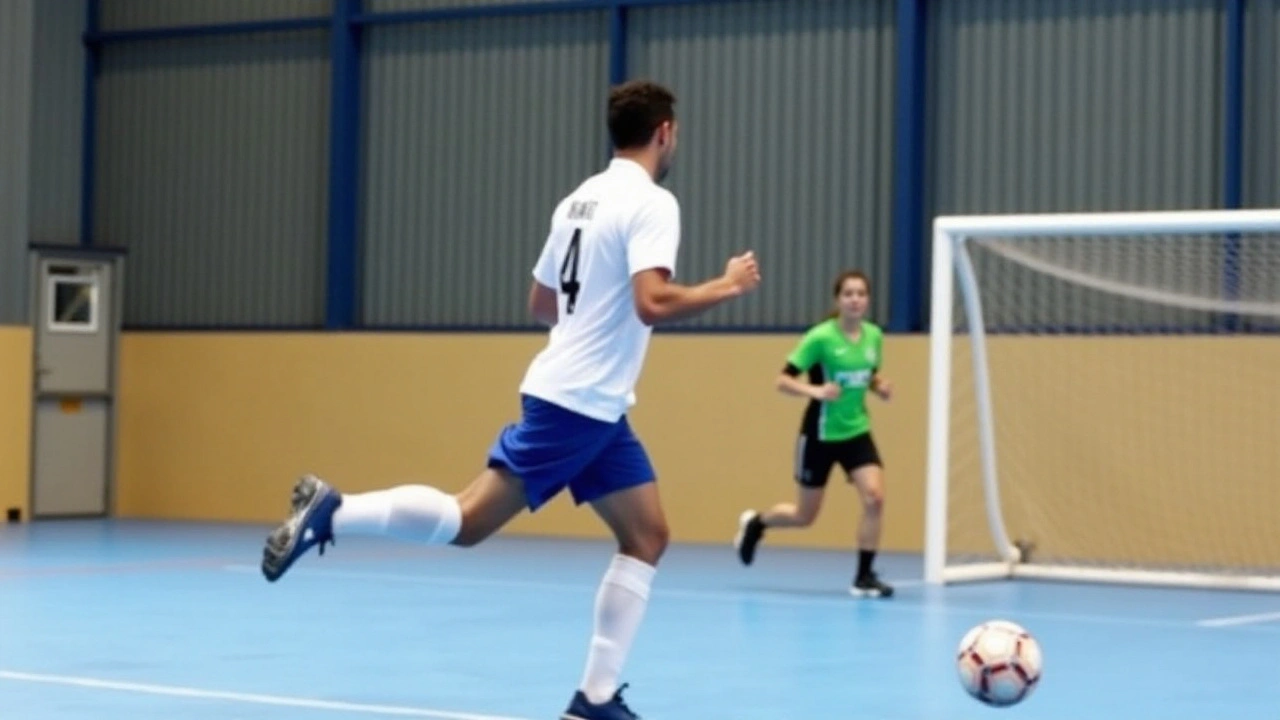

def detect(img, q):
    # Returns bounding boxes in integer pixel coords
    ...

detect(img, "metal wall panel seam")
[890,0,926,331]
[327,0,362,328]
[79,0,99,246]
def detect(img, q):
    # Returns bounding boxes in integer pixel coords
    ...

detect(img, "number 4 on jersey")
[559,229,582,314]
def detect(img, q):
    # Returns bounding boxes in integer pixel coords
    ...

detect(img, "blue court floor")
[2,519,1278,719]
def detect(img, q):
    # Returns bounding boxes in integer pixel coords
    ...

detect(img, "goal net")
[925,209,1280,591]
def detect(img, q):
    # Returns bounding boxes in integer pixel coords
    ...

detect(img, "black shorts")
[793,432,882,488]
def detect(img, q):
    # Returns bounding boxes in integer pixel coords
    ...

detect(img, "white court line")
[224,563,923,605]
[223,564,1234,631]
[1196,610,1280,628]
[0,670,531,720]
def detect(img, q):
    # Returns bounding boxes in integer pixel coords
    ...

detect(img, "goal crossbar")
[934,208,1280,238]
[925,207,1280,592]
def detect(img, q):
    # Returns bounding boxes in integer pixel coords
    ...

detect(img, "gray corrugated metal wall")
[29,0,86,246]
[101,0,331,31]
[1245,0,1279,208]
[929,0,1221,217]
[930,0,1225,333]
[94,31,331,326]
[83,1,1267,330]
[0,0,34,325]
[629,0,896,328]
[361,13,610,326]
[1239,0,1280,328]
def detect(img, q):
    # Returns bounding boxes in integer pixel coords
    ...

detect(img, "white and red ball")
[955,620,1043,707]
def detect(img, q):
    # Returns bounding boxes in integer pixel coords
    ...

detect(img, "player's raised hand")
[724,251,761,294]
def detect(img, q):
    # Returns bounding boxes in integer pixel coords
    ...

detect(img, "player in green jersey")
[734,270,895,597]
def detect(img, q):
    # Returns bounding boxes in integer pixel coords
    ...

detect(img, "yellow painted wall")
[943,335,1280,570]
[0,326,32,520]
[116,332,1280,568]
[115,333,928,551]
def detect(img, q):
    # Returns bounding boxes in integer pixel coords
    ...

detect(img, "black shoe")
[562,683,641,720]
[734,510,766,566]
[850,571,894,598]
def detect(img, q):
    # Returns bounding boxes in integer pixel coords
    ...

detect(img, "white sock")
[331,485,461,545]
[579,554,656,704]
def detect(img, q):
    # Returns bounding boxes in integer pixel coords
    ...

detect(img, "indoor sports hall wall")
[112,331,1280,568]
[942,335,1280,570]
[89,0,898,329]
[0,328,33,521]
[92,29,331,325]
[0,0,88,326]
[0,0,36,326]
[0,0,91,519]
[928,0,1224,216]
[114,332,933,552]
[358,2,896,328]
[82,0,1278,332]
[5,0,1280,558]
[1244,0,1280,204]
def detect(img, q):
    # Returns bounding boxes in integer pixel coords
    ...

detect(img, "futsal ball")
[955,620,1043,707]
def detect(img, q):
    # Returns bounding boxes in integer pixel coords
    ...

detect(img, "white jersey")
[519,158,681,423]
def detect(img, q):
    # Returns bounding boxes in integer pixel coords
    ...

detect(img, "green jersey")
[786,319,883,442]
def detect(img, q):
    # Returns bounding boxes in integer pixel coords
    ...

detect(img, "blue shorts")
[486,395,657,511]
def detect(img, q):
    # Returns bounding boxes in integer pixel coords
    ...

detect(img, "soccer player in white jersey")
[260,80,761,720]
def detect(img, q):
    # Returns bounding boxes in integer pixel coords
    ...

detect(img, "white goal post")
[925,208,1280,592]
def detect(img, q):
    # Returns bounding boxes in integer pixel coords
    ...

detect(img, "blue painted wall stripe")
[326,0,362,329]
[352,0,759,27]
[889,0,927,332]
[606,3,628,161]
[84,17,329,45]
[609,3,627,86]
[354,0,610,25]
[80,0,767,46]
[79,0,100,247]
[1222,0,1245,328]
[1224,0,1245,211]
